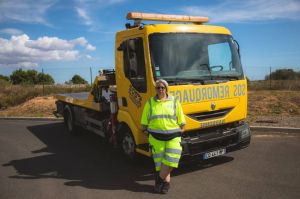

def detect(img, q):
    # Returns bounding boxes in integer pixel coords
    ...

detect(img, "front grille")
[181,122,241,156]
[188,108,232,121]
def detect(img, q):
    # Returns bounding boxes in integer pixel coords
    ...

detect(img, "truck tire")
[121,129,137,160]
[63,106,77,135]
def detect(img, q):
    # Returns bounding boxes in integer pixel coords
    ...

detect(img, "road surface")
[0,120,299,199]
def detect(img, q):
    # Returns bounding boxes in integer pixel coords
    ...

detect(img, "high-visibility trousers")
[149,134,182,171]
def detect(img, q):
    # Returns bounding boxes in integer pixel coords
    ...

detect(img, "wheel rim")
[122,134,135,156]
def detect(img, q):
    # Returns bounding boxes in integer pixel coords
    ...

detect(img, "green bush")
[0,74,9,82]
[10,69,55,85]
[265,69,300,80]
[68,74,88,84]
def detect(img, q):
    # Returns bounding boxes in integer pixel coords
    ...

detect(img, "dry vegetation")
[0,83,90,109]
[246,90,300,127]
[1,88,299,127]
[0,96,56,117]
[248,91,300,116]
[1,80,299,127]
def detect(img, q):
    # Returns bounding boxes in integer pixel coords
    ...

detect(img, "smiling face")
[155,82,167,99]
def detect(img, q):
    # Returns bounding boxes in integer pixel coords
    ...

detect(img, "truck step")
[86,125,105,137]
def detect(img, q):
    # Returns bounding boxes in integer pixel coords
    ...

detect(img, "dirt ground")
[0,96,56,118]
[247,90,300,128]
[0,91,299,127]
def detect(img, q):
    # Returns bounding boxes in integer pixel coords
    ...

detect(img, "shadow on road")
[3,122,233,192]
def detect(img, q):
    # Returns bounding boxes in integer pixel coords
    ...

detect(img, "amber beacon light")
[126,12,209,24]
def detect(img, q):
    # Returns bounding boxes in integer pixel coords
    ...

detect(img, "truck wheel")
[64,107,77,135]
[121,130,137,160]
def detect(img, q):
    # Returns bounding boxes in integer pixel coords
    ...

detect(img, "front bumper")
[180,122,251,161]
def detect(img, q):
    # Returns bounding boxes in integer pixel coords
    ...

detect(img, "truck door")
[117,36,150,136]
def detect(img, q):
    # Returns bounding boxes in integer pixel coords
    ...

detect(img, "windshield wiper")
[166,78,192,85]
[211,75,241,80]
[171,77,212,85]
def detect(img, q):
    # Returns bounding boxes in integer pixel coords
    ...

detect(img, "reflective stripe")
[165,148,182,155]
[148,96,177,122]
[152,153,164,159]
[164,155,180,163]
[155,161,162,168]
[148,128,181,134]
[149,115,177,120]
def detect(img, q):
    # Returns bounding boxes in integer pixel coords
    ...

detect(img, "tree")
[9,69,55,85]
[37,73,55,85]
[0,74,9,82]
[70,74,88,84]
[265,69,299,80]
[26,70,39,84]
[10,69,28,84]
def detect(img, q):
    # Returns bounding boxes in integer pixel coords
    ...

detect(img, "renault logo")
[211,102,216,110]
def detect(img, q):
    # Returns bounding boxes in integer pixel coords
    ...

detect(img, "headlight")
[239,127,251,139]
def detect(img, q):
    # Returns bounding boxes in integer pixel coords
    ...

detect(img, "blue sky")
[0,0,300,83]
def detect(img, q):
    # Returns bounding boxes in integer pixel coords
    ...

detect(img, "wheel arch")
[117,110,143,145]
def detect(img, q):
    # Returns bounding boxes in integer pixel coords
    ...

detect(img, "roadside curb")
[250,126,300,133]
[0,117,63,121]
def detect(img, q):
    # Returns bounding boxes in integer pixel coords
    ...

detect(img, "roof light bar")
[127,12,209,24]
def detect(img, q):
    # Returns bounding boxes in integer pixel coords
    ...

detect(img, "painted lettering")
[225,85,230,98]
[212,86,219,99]
[183,90,189,103]
[189,89,195,102]
[196,88,201,102]
[219,86,224,98]
[202,88,207,100]
[176,90,182,102]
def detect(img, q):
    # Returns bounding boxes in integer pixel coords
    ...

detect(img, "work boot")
[153,175,164,193]
[161,181,170,194]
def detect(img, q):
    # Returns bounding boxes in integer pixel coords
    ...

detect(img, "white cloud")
[75,0,128,27]
[0,34,96,68]
[71,37,96,51]
[86,44,96,51]
[85,55,93,59]
[26,37,74,51]
[181,0,300,23]
[0,0,55,24]
[0,28,24,36]
[71,37,88,46]
[76,7,93,26]
[76,0,127,6]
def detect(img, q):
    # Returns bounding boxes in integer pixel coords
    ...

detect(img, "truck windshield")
[149,33,244,84]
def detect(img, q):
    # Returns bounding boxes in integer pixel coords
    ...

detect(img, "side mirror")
[127,39,136,52]
[117,39,136,52]
[117,42,126,51]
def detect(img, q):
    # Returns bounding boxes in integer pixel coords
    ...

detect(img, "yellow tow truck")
[55,12,251,161]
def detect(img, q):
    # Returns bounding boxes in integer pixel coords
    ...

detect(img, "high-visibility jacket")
[141,95,186,140]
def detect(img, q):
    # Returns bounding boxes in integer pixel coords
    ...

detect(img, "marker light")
[126,12,209,24]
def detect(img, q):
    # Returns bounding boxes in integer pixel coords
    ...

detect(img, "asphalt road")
[0,120,299,199]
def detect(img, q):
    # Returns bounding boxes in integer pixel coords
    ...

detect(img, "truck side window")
[123,37,147,93]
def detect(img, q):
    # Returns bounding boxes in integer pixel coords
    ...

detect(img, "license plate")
[203,148,226,160]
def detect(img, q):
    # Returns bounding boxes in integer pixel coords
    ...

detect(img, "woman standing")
[141,79,186,194]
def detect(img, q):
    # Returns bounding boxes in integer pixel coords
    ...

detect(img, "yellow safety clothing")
[141,95,185,140]
[141,95,186,171]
